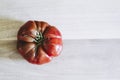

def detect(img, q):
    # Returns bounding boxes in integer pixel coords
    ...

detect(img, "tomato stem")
[34,32,44,44]
[34,32,44,57]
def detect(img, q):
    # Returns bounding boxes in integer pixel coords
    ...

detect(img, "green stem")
[34,32,44,57]
[34,32,44,44]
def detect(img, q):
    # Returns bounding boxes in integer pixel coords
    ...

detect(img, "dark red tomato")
[17,21,62,65]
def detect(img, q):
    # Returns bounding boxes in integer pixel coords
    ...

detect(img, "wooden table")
[0,39,120,80]
[0,0,120,79]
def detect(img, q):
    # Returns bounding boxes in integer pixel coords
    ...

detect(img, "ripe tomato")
[17,21,62,65]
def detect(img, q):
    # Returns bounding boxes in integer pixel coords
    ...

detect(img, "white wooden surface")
[0,0,120,80]
[0,18,120,79]
[0,0,120,39]
[0,39,120,80]
[0,19,120,79]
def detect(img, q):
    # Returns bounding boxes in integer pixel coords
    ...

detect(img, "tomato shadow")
[0,17,24,61]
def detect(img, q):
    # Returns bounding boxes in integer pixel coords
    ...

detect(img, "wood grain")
[0,0,120,79]
[0,39,120,80]
[0,0,120,39]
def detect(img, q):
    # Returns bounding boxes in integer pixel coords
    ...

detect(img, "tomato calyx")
[34,32,44,44]
[34,32,44,57]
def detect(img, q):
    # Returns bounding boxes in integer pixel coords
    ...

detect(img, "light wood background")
[0,39,120,80]
[0,0,120,39]
[0,0,120,80]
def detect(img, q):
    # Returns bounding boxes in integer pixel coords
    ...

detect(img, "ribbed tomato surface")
[17,21,62,65]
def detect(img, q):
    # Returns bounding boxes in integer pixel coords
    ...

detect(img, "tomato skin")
[17,21,62,65]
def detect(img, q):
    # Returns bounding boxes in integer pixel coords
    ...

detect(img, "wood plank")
[0,40,120,80]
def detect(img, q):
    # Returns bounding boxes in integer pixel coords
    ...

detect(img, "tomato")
[17,21,63,65]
